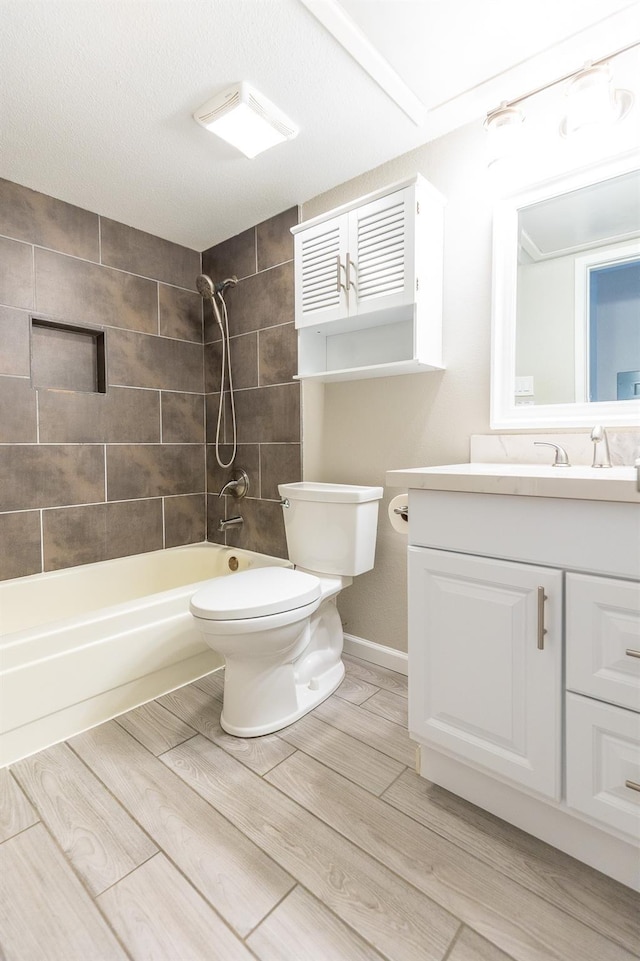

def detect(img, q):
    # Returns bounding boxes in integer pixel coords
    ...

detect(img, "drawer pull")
[625,780,640,793]
[625,649,640,659]
[537,587,548,651]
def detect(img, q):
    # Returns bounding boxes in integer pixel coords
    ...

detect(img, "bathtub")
[0,544,290,767]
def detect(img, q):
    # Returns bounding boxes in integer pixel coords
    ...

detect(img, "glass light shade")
[484,103,524,166]
[563,63,618,135]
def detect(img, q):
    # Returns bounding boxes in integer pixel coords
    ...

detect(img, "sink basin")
[385,463,640,502]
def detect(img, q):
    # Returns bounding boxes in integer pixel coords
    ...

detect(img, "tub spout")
[218,515,243,532]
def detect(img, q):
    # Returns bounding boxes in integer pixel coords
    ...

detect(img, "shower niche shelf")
[292,175,445,382]
[30,316,106,393]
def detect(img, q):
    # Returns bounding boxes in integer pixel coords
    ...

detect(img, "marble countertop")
[386,463,640,503]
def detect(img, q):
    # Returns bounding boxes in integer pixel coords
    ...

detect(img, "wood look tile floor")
[1,654,639,961]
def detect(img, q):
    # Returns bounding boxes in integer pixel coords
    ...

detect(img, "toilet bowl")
[190,482,383,737]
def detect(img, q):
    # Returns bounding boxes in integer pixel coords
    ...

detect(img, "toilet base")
[219,658,344,737]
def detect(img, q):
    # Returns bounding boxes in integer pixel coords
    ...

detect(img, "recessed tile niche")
[31,317,106,393]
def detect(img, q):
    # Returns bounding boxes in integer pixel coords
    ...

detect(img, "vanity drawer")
[566,573,640,712]
[566,692,640,840]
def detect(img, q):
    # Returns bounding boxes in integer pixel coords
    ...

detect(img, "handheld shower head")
[196,274,215,299]
[195,274,237,298]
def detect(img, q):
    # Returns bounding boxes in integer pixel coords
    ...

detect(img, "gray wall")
[0,179,300,581]
[202,208,302,557]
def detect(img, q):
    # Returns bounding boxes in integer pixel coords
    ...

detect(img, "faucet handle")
[534,442,570,467]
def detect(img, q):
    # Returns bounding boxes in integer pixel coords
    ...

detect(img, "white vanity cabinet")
[565,572,640,839]
[408,547,562,799]
[291,175,445,381]
[390,474,640,890]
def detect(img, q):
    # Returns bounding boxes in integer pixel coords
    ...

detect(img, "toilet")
[189,481,383,737]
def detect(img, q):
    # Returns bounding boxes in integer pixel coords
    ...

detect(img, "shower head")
[196,274,215,299]
[195,273,237,298]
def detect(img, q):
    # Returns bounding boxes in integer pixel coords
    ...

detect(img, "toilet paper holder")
[393,505,409,522]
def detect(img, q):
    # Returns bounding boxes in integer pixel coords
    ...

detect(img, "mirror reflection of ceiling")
[518,170,640,260]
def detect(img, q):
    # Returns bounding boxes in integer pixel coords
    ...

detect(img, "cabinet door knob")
[537,587,548,651]
[624,779,640,793]
[625,648,640,659]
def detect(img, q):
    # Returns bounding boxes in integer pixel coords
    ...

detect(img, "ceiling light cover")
[194,82,299,159]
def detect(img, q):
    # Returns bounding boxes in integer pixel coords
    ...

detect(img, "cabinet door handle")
[625,779,640,793]
[346,251,357,293]
[625,648,640,659]
[537,587,548,651]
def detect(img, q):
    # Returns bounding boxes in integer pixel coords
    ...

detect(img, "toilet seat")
[190,566,320,620]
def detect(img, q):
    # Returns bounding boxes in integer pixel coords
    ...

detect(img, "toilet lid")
[190,567,321,620]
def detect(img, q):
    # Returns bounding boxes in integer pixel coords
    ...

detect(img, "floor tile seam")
[96,845,270,960]
[68,732,297,945]
[343,657,409,698]
[59,736,164,878]
[1,815,136,961]
[113,712,197,757]
[263,753,630,961]
[260,753,467,931]
[151,685,640,951]
[159,735,462,951]
[270,738,405,798]
[244,879,398,961]
[275,710,407,768]
[360,699,408,727]
[440,923,462,961]
[377,787,640,955]
[314,704,415,767]
[0,816,42,847]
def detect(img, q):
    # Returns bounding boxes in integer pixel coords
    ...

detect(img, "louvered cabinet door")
[350,185,416,316]
[294,216,350,327]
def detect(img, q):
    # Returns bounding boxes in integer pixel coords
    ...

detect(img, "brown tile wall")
[202,207,301,558]
[0,180,302,581]
[0,179,205,580]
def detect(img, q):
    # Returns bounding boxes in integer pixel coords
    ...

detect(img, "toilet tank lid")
[190,567,321,620]
[278,482,383,503]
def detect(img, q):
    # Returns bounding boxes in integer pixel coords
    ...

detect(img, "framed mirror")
[491,152,640,428]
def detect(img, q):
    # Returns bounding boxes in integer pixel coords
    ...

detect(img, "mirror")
[491,153,640,428]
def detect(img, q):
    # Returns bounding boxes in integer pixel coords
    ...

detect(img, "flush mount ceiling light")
[483,41,638,161]
[194,82,299,159]
[560,61,633,137]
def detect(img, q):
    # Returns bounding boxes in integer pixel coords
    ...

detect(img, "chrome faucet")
[590,425,612,468]
[534,442,570,466]
[217,515,243,532]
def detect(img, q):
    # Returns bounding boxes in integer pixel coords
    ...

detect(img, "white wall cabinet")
[292,176,445,381]
[408,547,562,799]
[405,488,640,890]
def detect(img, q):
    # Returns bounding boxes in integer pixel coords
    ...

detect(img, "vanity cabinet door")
[408,547,562,800]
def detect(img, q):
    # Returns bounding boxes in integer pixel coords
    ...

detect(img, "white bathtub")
[0,544,290,767]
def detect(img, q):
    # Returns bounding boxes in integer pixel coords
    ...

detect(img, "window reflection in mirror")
[515,169,640,408]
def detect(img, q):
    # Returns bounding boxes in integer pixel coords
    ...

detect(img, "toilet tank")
[278,482,383,576]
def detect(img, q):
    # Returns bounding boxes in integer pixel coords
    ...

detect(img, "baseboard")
[342,633,408,675]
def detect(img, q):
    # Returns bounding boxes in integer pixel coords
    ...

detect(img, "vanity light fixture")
[484,102,524,166]
[483,41,637,156]
[561,61,634,136]
[194,82,299,159]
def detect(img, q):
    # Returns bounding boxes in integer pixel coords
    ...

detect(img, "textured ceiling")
[1,0,638,251]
